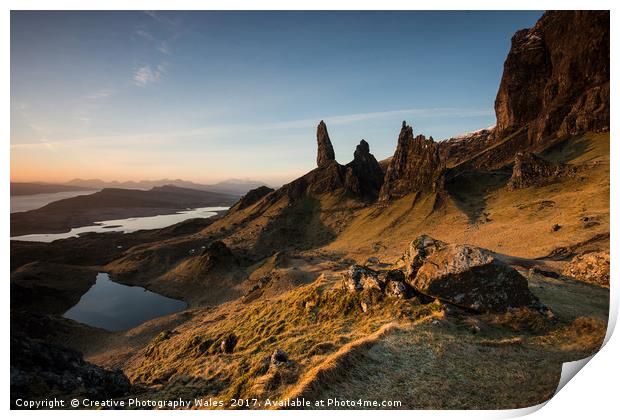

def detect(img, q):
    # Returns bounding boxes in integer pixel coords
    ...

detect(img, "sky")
[11,10,543,186]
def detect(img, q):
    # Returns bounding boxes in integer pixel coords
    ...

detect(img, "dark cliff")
[379,122,444,201]
[495,11,609,144]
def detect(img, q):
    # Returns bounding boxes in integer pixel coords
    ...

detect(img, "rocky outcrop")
[562,252,609,288]
[235,186,275,210]
[198,241,236,270]
[342,265,410,299]
[275,122,384,203]
[316,120,336,167]
[495,11,609,144]
[404,235,542,313]
[507,152,575,190]
[379,122,444,201]
[11,333,130,406]
[345,140,384,200]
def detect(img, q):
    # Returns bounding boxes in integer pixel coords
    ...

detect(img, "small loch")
[63,273,187,332]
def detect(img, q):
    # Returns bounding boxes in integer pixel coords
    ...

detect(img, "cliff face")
[495,11,609,144]
[379,122,444,201]
[438,127,496,168]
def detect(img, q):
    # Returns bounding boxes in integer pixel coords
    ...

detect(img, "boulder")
[410,243,540,312]
[220,333,238,354]
[270,349,289,366]
[562,252,610,287]
[342,265,382,292]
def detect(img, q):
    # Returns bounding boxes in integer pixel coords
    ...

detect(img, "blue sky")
[11,10,542,186]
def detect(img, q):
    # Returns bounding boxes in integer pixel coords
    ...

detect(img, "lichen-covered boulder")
[563,252,610,287]
[410,244,540,312]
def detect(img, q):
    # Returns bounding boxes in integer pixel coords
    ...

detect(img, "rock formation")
[495,11,609,144]
[403,235,542,313]
[379,122,444,201]
[342,265,410,299]
[234,186,275,210]
[275,122,384,203]
[316,120,336,167]
[10,333,131,406]
[562,252,610,288]
[507,152,574,190]
[345,139,384,200]
[196,240,237,272]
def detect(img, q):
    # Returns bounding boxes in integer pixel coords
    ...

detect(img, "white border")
[3,1,617,419]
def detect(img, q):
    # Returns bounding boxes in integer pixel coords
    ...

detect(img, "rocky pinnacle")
[316,120,336,167]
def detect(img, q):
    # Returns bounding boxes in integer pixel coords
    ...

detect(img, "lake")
[63,272,187,332]
[11,190,99,213]
[10,206,229,242]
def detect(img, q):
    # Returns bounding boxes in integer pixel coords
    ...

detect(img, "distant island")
[10,182,92,196]
[10,185,239,236]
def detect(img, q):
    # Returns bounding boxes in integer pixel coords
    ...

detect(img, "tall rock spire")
[316,120,336,167]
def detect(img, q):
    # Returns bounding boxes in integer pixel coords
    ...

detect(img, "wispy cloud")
[158,41,171,55]
[144,11,179,27]
[133,63,167,87]
[11,107,493,152]
[135,28,155,42]
[255,107,494,131]
[85,89,116,100]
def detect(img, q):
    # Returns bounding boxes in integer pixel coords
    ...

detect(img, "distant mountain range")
[10,178,268,197]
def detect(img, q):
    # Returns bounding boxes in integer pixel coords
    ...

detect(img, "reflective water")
[63,273,187,332]
[10,206,229,242]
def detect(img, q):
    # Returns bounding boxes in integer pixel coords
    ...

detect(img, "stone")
[270,348,289,366]
[220,333,238,354]
[562,252,610,287]
[410,243,541,313]
[342,265,382,292]
[385,280,408,299]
